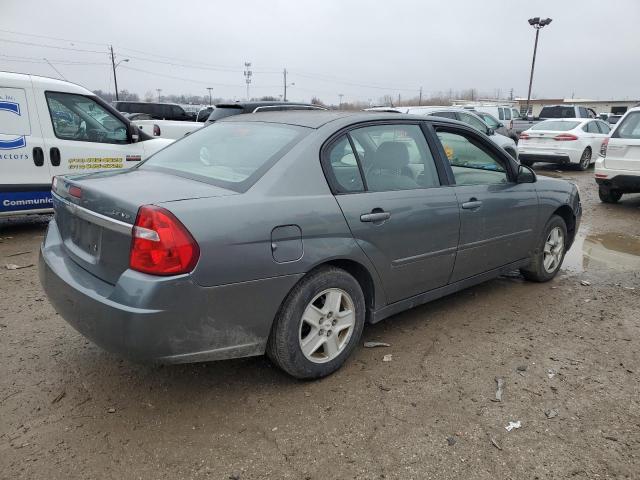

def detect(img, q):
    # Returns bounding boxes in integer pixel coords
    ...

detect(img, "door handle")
[50,147,61,167]
[461,198,483,210]
[33,147,44,167]
[360,210,391,223]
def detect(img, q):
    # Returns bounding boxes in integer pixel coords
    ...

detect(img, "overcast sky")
[2,0,639,104]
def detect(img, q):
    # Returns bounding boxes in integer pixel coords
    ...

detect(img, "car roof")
[216,101,321,109]
[221,110,465,129]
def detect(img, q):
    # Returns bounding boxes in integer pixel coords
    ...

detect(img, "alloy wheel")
[298,288,356,363]
[543,226,565,273]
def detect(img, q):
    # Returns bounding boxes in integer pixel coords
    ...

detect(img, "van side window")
[498,108,504,120]
[46,92,128,145]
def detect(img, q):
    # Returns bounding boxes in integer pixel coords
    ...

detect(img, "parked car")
[518,118,611,170]
[124,113,154,121]
[0,72,172,217]
[40,111,581,379]
[456,103,521,132]
[472,110,519,143]
[113,101,192,121]
[607,114,623,126]
[595,107,640,203]
[513,104,597,135]
[378,106,518,159]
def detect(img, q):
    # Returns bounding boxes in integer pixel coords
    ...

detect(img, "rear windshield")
[207,106,244,122]
[540,106,576,119]
[609,115,622,124]
[140,122,307,192]
[531,120,580,131]
[613,112,640,139]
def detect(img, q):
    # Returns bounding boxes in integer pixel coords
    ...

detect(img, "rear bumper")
[594,159,640,193]
[518,146,582,164]
[39,219,302,363]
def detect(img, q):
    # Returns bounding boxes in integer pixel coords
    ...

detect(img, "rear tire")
[598,186,622,203]
[520,215,568,282]
[577,147,592,171]
[267,267,366,379]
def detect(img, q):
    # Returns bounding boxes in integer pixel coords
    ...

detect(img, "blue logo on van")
[0,100,26,150]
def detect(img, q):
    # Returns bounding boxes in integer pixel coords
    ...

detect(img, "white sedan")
[518,118,611,170]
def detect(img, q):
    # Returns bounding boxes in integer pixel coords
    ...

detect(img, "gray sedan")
[40,111,581,379]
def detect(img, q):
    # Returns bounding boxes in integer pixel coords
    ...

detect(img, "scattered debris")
[229,473,241,480]
[446,436,456,446]
[522,387,542,397]
[51,391,66,404]
[377,384,391,392]
[547,368,558,379]
[382,354,393,362]
[604,435,618,442]
[490,437,502,450]
[516,365,527,372]
[271,427,278,432]
[505,421,521,432]
[492,377,505,402]
[5,263,34,270]
[580,280,591,286]
[107,407,116,413]
[364,341,391,348]
[544,408,559,419]
[5,251,31,258]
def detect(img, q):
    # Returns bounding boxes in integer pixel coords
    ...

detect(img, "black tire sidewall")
[268,268,366,379]
[578,148,592,171]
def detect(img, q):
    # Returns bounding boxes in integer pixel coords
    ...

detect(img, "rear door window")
[347,124,441,192]
[613,112,640,139]
[596,121,611,134]
[325,136,364,193]
[457,112,488,133]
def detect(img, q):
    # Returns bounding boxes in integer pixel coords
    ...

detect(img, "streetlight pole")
[206,87,213,106]
[525,17,552,118]
[109,45,129,101]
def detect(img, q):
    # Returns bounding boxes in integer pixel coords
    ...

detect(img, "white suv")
[595,106,640,203]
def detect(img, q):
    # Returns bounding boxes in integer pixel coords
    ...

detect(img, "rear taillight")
[68,185,82,198]
[129,205,199,276]
[519,132,530,140]
[554,133,579,141]
[600,137,609,157]
[153,124,161,136]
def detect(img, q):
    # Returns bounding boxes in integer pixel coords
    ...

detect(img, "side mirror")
[129,123,140,143]
[487,128,495,136]
[517,164,536,183]
[498,123,505,128]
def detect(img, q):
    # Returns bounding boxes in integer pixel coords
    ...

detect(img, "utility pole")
[110,45,119,101]
[244,62,252,100]
[156,88,162,102]
[398,93,401,106]
[419,87,423,106]
[509,88,514,101]
[338,94,344,109]
[283,68,287,102]
[206,87,213,106]
[525,17,553,118]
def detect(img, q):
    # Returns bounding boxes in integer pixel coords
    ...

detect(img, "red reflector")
[129,205,199,276]
[519,132,530,140]
[554,133,579,141]
[68,185,82,198]
[595,173,608,178]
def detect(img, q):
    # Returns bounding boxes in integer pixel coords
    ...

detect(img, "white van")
[0,72,172,217]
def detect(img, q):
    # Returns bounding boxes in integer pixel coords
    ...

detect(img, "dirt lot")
[1,166,639,480]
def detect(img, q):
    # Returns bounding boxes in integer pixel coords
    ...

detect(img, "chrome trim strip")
[52,192,133,236]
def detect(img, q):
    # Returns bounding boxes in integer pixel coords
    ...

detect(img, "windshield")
[141,122,307,192]
[531,120,580,131]
[476,112,500,129]
[539,106,576,119]
[206,106,244,122]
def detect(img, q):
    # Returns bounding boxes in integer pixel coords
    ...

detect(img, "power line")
[0,37,106,54]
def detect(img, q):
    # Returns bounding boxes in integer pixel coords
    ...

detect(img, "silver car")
[40,112,581,379]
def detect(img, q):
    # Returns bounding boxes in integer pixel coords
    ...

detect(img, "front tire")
[577,147,592,171]
[267,267,366,379]
[598,186,622,203]
[520,215,568,282]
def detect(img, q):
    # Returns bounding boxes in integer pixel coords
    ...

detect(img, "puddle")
[563,230,640,273]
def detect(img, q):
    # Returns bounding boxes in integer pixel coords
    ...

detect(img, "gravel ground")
[1,167,639,480]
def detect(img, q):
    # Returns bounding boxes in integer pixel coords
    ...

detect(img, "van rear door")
[35,90,146,177]
[0,76,53,215]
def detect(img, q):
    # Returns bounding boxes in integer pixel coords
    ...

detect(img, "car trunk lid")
[604,138,640,171]
[53,169,236,284]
